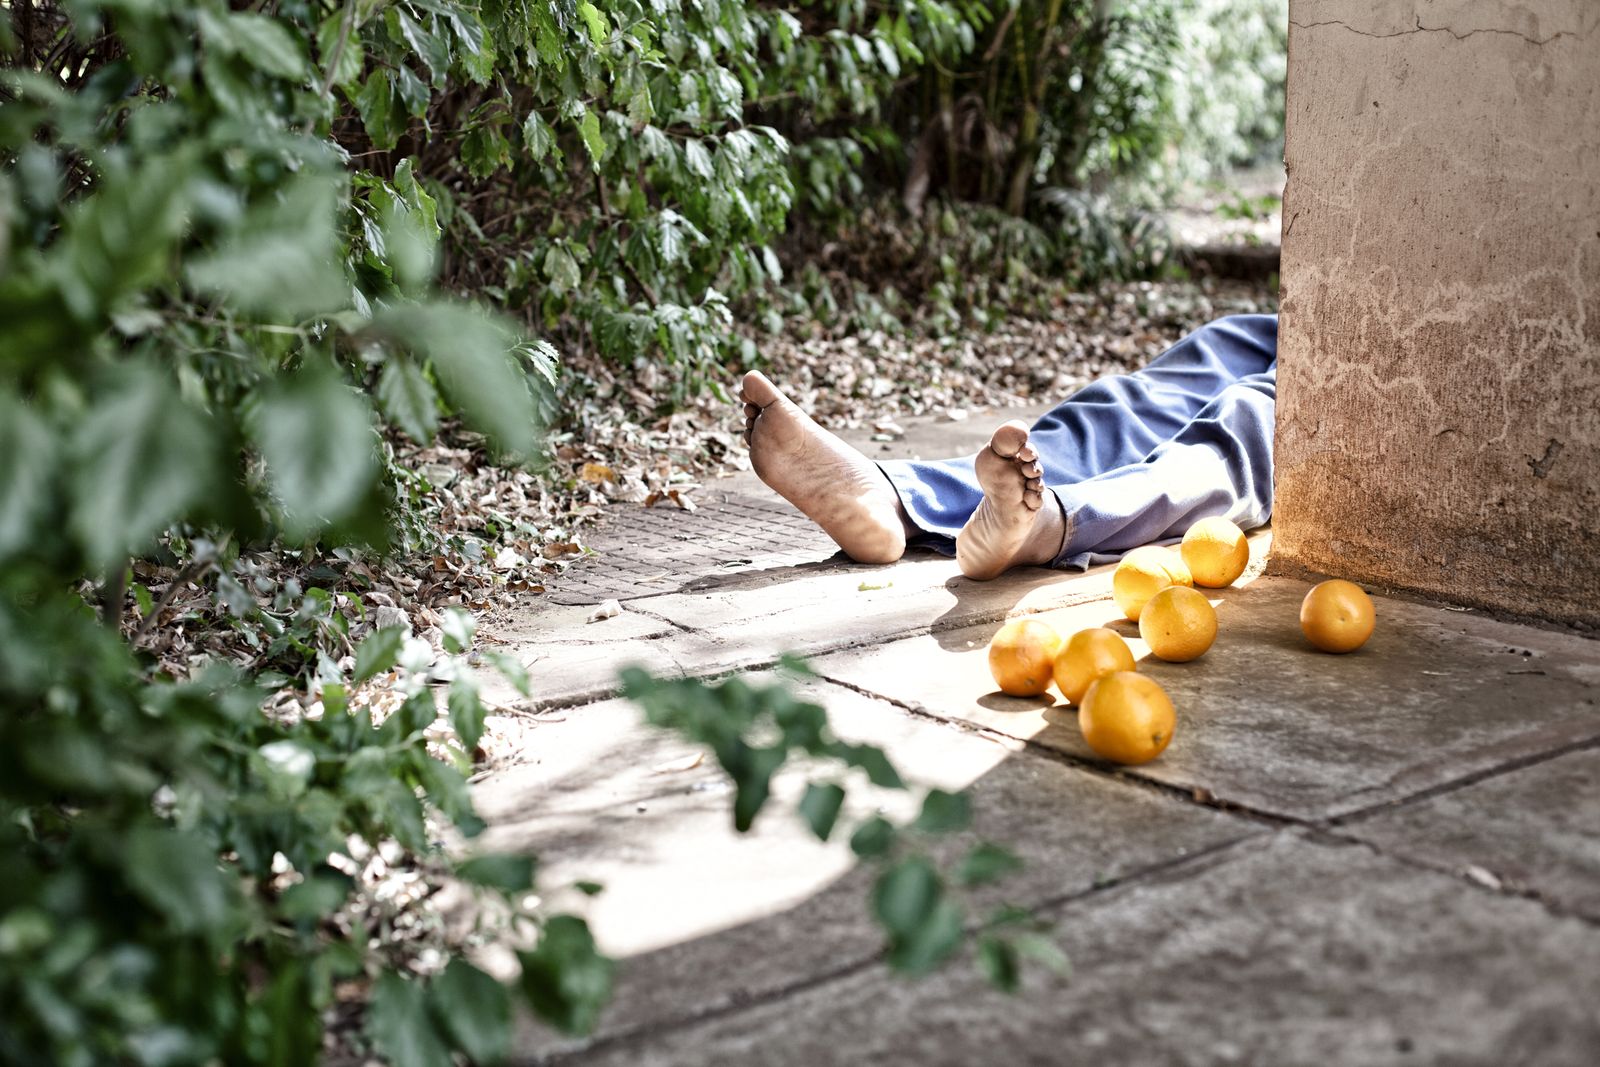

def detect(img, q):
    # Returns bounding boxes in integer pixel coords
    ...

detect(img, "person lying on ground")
[740,314,1278,580]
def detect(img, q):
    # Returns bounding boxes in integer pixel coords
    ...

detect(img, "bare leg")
[955,420,1067,580]
[741,371,909,564]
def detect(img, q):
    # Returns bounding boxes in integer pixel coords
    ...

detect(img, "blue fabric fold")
[877,314,1278,568]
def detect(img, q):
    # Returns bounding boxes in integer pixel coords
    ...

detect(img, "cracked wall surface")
[1274,0,1600,628]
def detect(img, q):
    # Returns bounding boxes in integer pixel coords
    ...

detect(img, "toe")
[1023,488,1044,510]
[988,420,1031,459]
[741,370,783,409]
[1016,444,1038,464]
[1020,461,1042,480]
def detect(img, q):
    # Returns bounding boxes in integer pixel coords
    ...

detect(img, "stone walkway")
[471,408,1600,1066]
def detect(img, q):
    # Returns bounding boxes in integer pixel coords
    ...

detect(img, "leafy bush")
[1,3,1067,1062]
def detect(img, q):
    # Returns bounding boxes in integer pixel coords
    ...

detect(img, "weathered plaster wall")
[1274,0,1600,628]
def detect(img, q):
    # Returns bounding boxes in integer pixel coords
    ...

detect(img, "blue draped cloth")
[878,314,1279,568]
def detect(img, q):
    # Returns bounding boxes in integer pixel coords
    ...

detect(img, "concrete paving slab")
[477,601,685,707]
[1341,745,1600,921]
[815,576,1600,820]
[642,551,1112,644]
[552,831,1600,1067]
[488,524,1266,708]
[474,678,1255,1055]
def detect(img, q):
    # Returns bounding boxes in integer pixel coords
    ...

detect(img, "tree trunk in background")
[1273,0,1600,628]
[1004,0,1069,215]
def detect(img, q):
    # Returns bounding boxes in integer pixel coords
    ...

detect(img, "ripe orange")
[1112,546,1193,621]
[1052,627,1136,705]
[1138,586,1218,662]
[987,619,1064,696]
[1078,672,1176,765]
[1180,516,1250,588]
[1299,579,1375,653]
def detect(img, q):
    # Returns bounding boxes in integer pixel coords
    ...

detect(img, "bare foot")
[741,371,909,564]
[955,420,1066,580]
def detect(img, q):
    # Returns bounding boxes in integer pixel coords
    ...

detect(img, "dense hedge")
[1,2,1281,1062]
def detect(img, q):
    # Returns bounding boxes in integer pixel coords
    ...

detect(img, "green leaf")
[256,740,316,799]
[279,871,353,921]
[376,303,540,457]
[0,393,54,559]
[873,856,940,938]
[391,158,439,235]
[372,779,430,853]
[356,70,403,150]
[577,110,606,168]
[51,153,190,325]
[837,743,904,790]
[394,9,451,84]
[413,750,483,836]
[429,960,510,1065]
[483,651,531,697]
[543,245,581,294]
[124,826,233,935]
[452,13,496,85]
[354,626,408,682]
[798,782,846,842]
[976,936,1020,992]
[441,607,477,654]
[317,9,365,88]
[200,11,308,80]
[912,789,971,834]
[517,916,614,1035]
[70,366,219,568]
[626,81,654,126]
[376,359,439,444]
[185,174,347,317]
[729,743,786,832]
[576,2,610,46]
[462,124,513,180]
[849,816,896,859]
[954,842,1023,887]
[682,139,714,179]
[522,111,558,162]
[456,853,536,893]
[368,973,453,1067]
[1012,932,1070,976]
[450,677,487,751]
[247,364,378,538]
[871,855,965,976]
[380,195,438,291]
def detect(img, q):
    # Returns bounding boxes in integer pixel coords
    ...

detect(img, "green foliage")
[1168,0,1289,182]
[621,665,1064,985]
[0,2,586,1062]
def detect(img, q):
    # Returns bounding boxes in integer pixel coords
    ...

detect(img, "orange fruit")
[1138,586,1218,662]
[1052,627,1136,705]
[987,619,1064,696]
[1180,516,1250,588]
[1112,546,1193,621]
[1078,672,1176,765]
[1300,579,1375,653]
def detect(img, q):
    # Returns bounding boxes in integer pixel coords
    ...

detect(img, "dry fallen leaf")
[649,752,705,775]
[586,599,623,623]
